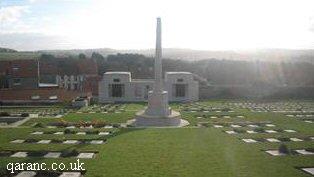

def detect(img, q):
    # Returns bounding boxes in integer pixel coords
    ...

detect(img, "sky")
[0,0,314,51]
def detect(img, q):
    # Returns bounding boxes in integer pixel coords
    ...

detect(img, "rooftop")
[104,72,131,75]
[166,72,192,75]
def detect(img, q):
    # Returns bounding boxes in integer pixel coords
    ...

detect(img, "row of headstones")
[31,131,110,136]
[14,171,83,177]
[250,109,313,113]
[3,151,96,159]
[196,115,245,119]
[76,111,123,114]
[187,110,234,113]
[265,149,314,156]
[224,129,297,134]
[285,115,314,123]
[45,125,114,129]
[77,104,126,113]
[213,123,275,128]
[230,102,314,110]
[11,139,105,145]
[286,114,314,117]
[241,137,314,143]
[6,111,68,118]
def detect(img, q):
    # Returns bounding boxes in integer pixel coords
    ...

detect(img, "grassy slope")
[91,128,311,177]
[0,101,313,177]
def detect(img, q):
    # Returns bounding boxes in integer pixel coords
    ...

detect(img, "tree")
[40,54,55,60]
[78,53,86,59]
[91,52,105,60]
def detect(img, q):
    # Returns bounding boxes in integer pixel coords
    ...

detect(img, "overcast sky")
[0,0,314,51]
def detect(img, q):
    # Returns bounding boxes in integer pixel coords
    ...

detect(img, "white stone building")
[98,71,198,103]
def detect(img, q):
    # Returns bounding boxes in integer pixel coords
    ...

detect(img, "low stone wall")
[0,88,92,104]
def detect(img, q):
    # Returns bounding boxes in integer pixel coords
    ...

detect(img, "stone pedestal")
[132,109,189,127]
[144,91,170,117]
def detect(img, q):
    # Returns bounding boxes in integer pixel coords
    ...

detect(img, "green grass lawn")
[0,100,313,177]
[62,112,136,124]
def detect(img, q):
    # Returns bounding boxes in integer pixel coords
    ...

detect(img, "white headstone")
[11,152,28,158]
[15,171,36,177]
[77,152,95,159]
[44,152,61,158]
[59,172,82,177]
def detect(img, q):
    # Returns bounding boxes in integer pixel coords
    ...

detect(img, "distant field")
[0,52,40,60]
[0,100,313,177]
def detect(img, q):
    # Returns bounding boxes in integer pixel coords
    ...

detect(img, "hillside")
[0,47,314,63]
[0,47,17,53]
[39,48,314,63]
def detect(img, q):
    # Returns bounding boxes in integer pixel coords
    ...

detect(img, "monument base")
[129,109,189,127]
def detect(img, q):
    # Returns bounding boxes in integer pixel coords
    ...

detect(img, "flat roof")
[104,72,131,75]
[166,72,192,74]
[132,79,154,82]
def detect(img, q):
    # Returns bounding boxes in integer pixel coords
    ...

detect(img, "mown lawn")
[62,112,136,124]
[0,100,313,177]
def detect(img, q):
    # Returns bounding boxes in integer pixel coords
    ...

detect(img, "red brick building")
[0,58,99,104]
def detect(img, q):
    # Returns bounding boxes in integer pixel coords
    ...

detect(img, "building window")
[177,78,184,82]
[109,84,125,97]
[113,78,120,82]
[174,84,187,97]
[12,65,20,71]
[13,78,21,86]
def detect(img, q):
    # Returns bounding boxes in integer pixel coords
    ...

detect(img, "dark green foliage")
[305,148,314,152]
[0,47,17,52]
[50,139,63,144]
[61,149,79,157]
[233,128,245,133]
[112,123,120,128]
[28,151,47,157]
[34,122,44,128]
[0,168,10,177]
[277,137,291,142]
[40,54,55,60]
[64,129,75,134]
[0,151,12,157]
[44,130,55,134]
[36,171,61,177]
[254,127,265,133]
[91,52,105,60]
[0,112,10,117]
[25,139,38,143]
[221,108,231,112]
[21,113,29,117]
[78,53,86,59]
[278,144,289,154]
[86,130,99,134]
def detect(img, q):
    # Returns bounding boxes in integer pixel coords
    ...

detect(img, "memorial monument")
[132,18,189,127]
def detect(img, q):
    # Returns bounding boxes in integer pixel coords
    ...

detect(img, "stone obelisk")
[144,17,171,117]
[132,17,188,127]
